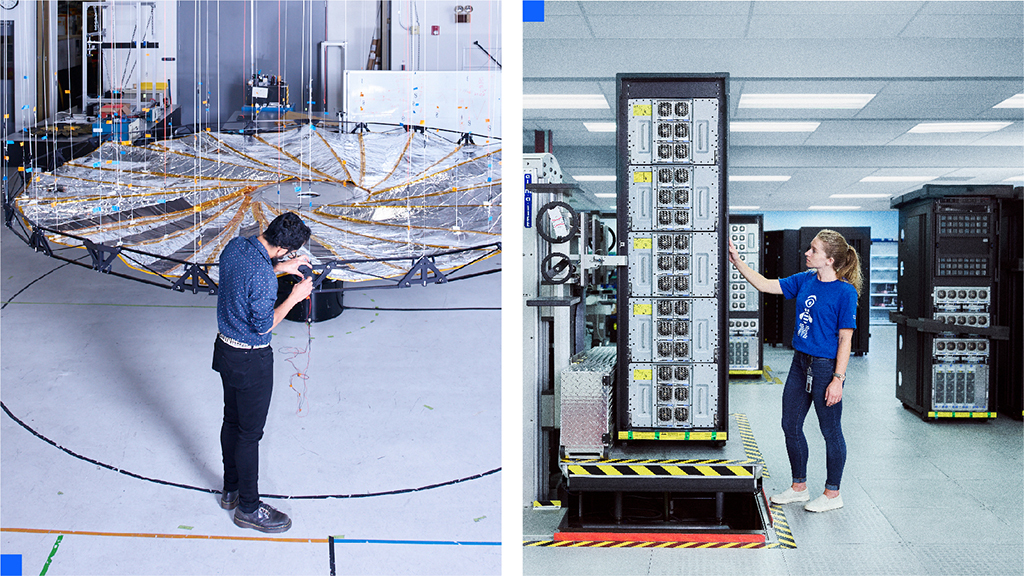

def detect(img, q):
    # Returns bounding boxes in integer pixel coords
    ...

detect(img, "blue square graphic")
[523,0,544,22]
[0,554,22,576]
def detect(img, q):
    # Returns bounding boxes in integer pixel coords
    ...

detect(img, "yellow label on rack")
[633,104,652,116]
[633,171,652,183]
[633,303,652,316]
[633,369,652,381]
[633,238,652,250]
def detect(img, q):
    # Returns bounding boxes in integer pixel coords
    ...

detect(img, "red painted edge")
[554,531,765,543]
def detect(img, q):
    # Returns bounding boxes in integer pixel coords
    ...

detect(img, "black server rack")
[892,185,1015,419]
[762,229,800,346]
[615,74,728,440]
[728,214,764,375]
[995,188,1023,418]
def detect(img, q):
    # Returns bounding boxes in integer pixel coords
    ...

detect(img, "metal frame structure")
[82,1,158,116]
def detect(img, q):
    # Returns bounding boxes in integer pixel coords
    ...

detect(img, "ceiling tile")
[585,14,749,39]
[747,14,912,38]
[752,1,925,15]
[900,14,1024,38]
[801,120,916,145]
[582,1,752,15]
[729,132,814,146]
[916,1,1024,15]
[524,15,592,39]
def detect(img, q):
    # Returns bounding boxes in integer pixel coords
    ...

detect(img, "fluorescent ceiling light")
[583,122,616,132]
[830,193,892,198]
[994,94,1024,108]
[730,206,761,210]
[730,121,820,132]
[593,192,617,198]
[739,94,875,109]
[860,176,935,182]
[575,175,617,182]
[809,205,861,210]
[1003,175,1024,182]
[908,122,1012,133]
[523,94,609,109]
[729,175,791,182]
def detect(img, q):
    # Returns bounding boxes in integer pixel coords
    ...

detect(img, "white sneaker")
[804,493,844,512]
[770,487,810,504]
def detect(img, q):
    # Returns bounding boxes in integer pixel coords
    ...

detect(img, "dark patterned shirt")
[216,236,277,346]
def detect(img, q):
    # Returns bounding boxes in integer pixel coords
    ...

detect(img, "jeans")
[213,337,274,514]
[782,350,846,491]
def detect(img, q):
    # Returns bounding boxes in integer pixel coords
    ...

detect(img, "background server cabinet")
[728,214,764,375]
[892,185,1016,419]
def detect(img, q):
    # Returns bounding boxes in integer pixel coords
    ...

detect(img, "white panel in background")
[345,71,500,137]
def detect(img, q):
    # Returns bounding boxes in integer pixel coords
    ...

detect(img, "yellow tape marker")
[633,237,652,250]
[633,104,652,116]
[633,171,652,183]
[633,369,652,381]
[633,303,652,315]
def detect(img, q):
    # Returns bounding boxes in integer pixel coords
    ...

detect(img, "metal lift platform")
[555,414,777,544]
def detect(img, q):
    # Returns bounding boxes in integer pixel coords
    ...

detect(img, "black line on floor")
[1,401,500,500]
[1,258,85,310]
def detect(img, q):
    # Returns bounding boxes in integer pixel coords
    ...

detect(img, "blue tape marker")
[93,207,101,213]
[111,205,119,212]
[524,190,533,228]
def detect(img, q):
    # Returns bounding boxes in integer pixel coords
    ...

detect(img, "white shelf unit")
[870,239,898,324]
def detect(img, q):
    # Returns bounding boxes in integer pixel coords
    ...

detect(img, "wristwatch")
[833,372,846,381]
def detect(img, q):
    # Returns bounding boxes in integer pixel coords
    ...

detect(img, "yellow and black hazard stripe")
[524,540,768,549]
[532,500,562,509]
[563,457,754,466]
[617,430,726,441]
[566,463,754,478]
[734,413,769,478]
[768,503,796,549]
[927,411,996,419]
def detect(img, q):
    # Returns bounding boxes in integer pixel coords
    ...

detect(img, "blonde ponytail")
[816,229,863,296]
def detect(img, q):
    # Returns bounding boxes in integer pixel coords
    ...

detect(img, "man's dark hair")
[263,212,311,251]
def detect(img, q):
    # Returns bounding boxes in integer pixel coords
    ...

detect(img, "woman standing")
[728,229,861,512]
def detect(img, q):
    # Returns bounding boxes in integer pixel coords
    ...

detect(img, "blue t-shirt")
[779,270,858,359]
[216,236,278,347]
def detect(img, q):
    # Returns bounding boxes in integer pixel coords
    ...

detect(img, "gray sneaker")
[233,502,292,533]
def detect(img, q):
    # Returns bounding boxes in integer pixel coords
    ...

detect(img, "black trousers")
[212,337,274,514]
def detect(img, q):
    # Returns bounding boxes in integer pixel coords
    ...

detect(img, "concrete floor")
[1,224,501,575]
[523,327,1024,575]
